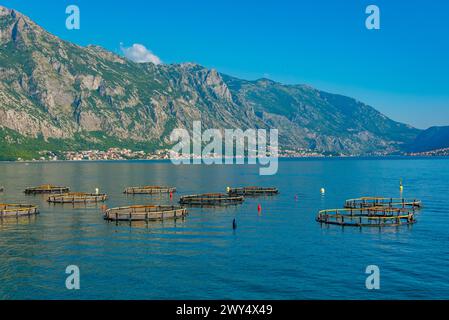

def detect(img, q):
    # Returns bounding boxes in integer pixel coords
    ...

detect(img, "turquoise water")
[0,158,448,299]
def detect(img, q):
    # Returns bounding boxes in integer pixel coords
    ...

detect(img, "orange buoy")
[100,204,108,212]
[169,192,173,200]
[257,204,262,213]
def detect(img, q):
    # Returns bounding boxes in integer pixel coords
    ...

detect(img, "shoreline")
[1,154,448,164]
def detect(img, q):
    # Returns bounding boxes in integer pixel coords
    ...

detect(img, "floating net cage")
[24,184,70,194]
[316,207,417,227]
[47,192,108,204]
[180,193,244,206]
[123,186,176,194]
[104,205,187,222]
[227,186,279,196]
[0,203,39,218]
[344,197,421,209]
[317,196,422,227]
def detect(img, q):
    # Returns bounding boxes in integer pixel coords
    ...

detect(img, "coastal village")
[16,146,448,162]
[407,147,449,157]
[21,148,326,162]
[30,148,171,161]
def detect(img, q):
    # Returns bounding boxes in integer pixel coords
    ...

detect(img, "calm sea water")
[0,158,448,300]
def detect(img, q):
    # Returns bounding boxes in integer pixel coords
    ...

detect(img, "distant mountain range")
[406,126,449,152]
[0,6,446,160]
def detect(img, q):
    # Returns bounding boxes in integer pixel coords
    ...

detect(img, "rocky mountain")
[406,126,449,152]
[0,6,421,160]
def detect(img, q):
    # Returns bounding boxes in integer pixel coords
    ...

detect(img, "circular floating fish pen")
[227,186,279,196]
[124,186,176,194]
[47,192,107,204]
[24,184,70,194]
[0,204,39,218]
[180,193,244,206]
[316,207,416,227]
[344,197,422,209]
[104,205,187,222]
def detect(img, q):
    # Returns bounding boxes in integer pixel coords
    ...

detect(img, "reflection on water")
[105,217,188,229]
[0,158,449,299]
[0,215,38,229]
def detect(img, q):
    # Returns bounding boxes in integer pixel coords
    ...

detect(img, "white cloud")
[120,43,162,64]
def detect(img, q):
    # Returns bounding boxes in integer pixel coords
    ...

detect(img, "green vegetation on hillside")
[0,127,163,160]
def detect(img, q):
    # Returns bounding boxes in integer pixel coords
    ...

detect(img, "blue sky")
[2,0,449,129]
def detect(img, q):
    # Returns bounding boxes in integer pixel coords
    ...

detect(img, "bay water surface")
[0,158,448,299]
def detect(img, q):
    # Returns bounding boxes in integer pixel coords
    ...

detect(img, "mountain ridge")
[0,5,422,160]
[407,126,449,152]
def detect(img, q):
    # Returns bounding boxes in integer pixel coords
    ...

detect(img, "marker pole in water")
[232,218,237,230]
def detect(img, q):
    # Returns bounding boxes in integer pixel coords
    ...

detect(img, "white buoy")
[95,187,99,195]
[320,188,325,194]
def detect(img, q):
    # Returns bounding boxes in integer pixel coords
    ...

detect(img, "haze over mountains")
[0,6,445,160]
